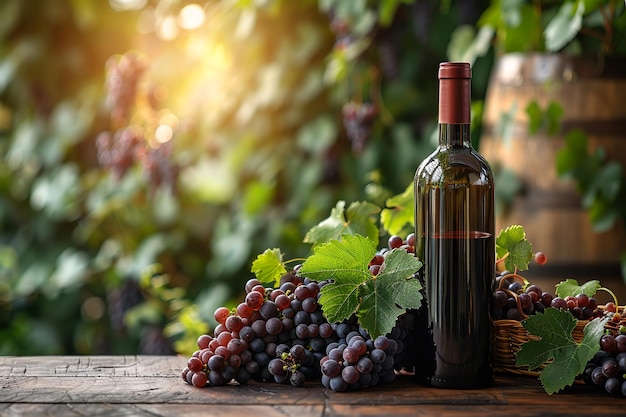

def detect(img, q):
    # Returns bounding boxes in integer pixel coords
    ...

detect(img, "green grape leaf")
[496,225,533,271]
[554,278,601,298]
[251,248,287,287]
[299,234,422,338]
[380,183,414,236]
[359,249,423,337]
[516,308,607,394]
[544,0,585,52]
[545,101,564,136]
[303,201,380,247]
[525,100,543,135]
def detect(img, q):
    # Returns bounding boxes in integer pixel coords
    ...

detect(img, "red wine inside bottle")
[413,62,495,389]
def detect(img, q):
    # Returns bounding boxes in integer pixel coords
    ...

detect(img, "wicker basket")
[493,318,587,376]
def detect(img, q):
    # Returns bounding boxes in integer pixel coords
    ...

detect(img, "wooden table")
[0,355,622,416]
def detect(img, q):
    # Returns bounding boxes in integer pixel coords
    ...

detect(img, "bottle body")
[413,63,495,389]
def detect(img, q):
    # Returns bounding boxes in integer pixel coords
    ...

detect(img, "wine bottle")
[413,62,495,389]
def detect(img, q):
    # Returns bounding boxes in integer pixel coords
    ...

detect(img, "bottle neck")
[439,124,471,148]
[438,66,471,148]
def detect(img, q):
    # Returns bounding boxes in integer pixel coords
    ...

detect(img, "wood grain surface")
[0,355,622,416]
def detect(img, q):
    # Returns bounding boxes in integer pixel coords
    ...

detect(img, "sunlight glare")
[109,0,147,12]
[158,15,179,40]
[179,4,206,30]
[155,124,173,144]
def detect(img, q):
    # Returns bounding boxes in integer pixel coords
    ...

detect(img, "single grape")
[369,264,381,276]
[341,365,360,385]
[534,251,547,265]
[259,300,278,319]
[605,377,621,395]
[342,347,359,365]
[245,291,264,311]
[236,302,254,319]
[518,293,532,310]
[550,297,567,310]
[322,359,341,378]
[356,357,373,374]
[493,290,508,308]
[369,254,384,266]
[294,285,313,301]
[207,355,225,372]
[302,297,318,313]
[197,334,212,350]
[602,359,619,378]
[350,339,367,356]
[601,334,617,353]
[245,278,261,293]
[227,338,245,355]
[290,370,306,387]
[575,293,590,308]
[406,233,416,248]
[506,308,523,321]
[215,346,230,360]
[388,235,404,249]
[617,335,626,354]
[225,315,243,332]
[591,366,607,385]
[606,302,617,313]
[268,358,287,377]
[540,292,554,307]
[274,294,291,311]
[290,344,306,361]
[187,357,204,373]
[329,375,348,392]
[265,317,283,335]
[370,348,386,364]
[507,282,523,294]
[373,335,389,350]
[214,307,230,325]
[191,371,208,388]
[526,284,542,296]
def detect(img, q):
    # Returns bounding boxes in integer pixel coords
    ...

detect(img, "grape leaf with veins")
[298,234,423,339]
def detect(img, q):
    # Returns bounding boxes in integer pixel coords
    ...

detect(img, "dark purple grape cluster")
[182,270,412,390]
[493,273,606,321]
[342,101,378,155]
[96,127,141,180]
[104,53,145,124]
[139,141,179,192]
[182,273,334,387]
[320,325,397,391]
[583,333,626,396]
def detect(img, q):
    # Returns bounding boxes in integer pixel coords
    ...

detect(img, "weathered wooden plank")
[0,404,326,417]
[0,355,185,378]
[3,402,626,417]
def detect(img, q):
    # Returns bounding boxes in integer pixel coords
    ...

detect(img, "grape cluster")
[342,101,378,155]
[182,273,335,387]
[96,128,142,180]
[104,53,145,124]
[320,326,397,391]
[493,274,608,321]
[182,269,413,390]
[583,333,626,396]
[368,233,416,276]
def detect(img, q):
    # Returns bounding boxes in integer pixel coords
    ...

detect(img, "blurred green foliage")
[0,0,488,355]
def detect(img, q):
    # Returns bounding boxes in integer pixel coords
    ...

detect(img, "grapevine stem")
[285,258,308,265]
[495,252,509,266]
[598,286,619,306]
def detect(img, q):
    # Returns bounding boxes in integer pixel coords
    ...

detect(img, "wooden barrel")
[479,53,626,274]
